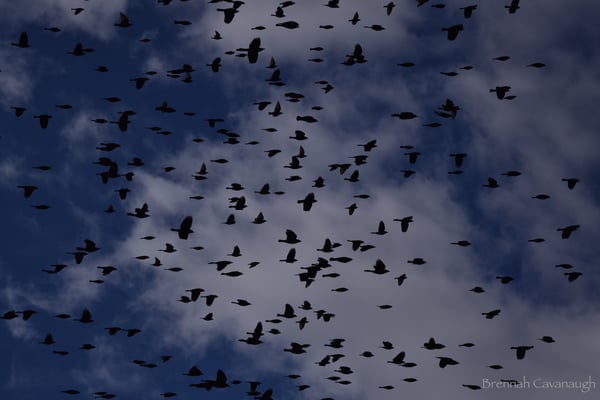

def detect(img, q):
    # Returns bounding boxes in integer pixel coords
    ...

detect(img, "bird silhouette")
[11,32,30,48]
[387,351,405,365]
[461,5,477,18]
[364,259,389,274]
[437,356,459,368]
[539,336,555,343]
[371,221,388,235]
[423,337,445,350]
[564,271,582,282]
[277,304,297,319]
[442,24,464,40]
[279,229,301,244]
[284,342,310,354]
[280,248,298,263]
[482,309,501,319]
[505,0,520,14]
[74,308,93,323]
[557,224,579,239]
[490,86,511,99]
[298,192,317,211]
[114,12,132,27]
[482,177,499,188]
[243,38,263,64]
[393,216,413,232]
[33,114,52,129]
[171,216,193,239]
[511,345,533,359]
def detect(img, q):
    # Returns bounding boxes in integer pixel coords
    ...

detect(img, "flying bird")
[557,224,579,239]
[371,221,388,235]
[171,216,193,239]
[511,345,533,360]
[114,12,132,27]
[442,24,464,40]
[364,259,389,274]
[505,0,520,14]
[74,308,93,323]
[11,32,30,48]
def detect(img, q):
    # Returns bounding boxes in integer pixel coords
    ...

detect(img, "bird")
[539,336,555,343]
[114,12,132,27]
[532,194,551,200]
[482,309,501,319]
[280,248,298,263]
[407,257,426,265]
[40,334,55,345]
[128,203,149,218]
[74,308,93,323]
[364,259,389,275]
[387,351,405,365]
[442,24,464,40]
[393,216,413,232]
[279,229,301,244]
[496,275,514,284]
[482,177,499,188]
[557,224,580,239]
[208,57,221,72]
[561,178,579,189]
[490,86,511,99]
[217,7,239,24]
[277,304,297,319]
[344,170,360,182]
[97,266,117,276]
[505,0,520,14]
[130,77,149,89]
[392,111,418,120]
[371,221,388,235]
[11,106,27,117]
[298,193,316,211]
[33,114,52,129]
[75,239,99,253]
[365,24,385,31]
[269,101,282,117]
[511,345,533,360]
[284,342,310,354]
[461,5,477,18]
[437,356,459,368]
[564,271,583,282]
[11,32,30,48]
[171,216,193,240]
[276,21,300,29]
[394,274,407,286]
[17,185,38,198]
[451,240,471,247]
[450,153,467,168]
[422,337,445,350]
[349,12,360,25]
[243,38,263,64]
[67,42,93,56]
[384,2,395,15]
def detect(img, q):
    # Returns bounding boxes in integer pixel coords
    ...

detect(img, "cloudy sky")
[1,0,599,399]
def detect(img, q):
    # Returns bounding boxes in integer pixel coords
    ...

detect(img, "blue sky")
[1,0,600,399]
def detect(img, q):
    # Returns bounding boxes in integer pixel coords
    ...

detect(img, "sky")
[1,0,600,399]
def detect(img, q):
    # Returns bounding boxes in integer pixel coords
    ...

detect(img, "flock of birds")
[1,0,587,399]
